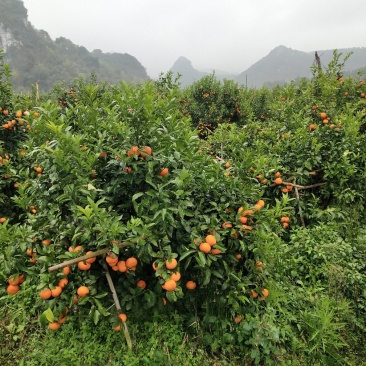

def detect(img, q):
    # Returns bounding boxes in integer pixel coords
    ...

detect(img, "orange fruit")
[199,242,211,254]
[163,279,177,292]
[261,288,269,298]
[78,261,91,271]
[170,272,181,282]
[152,261,159,271]
[320,112,327,120]
[235,254,242,259]
[254,203,262,211]
[274,172,281,178]
[255,261,263,270]
[186,281,197,290]
[51,286,62,298]
[239,216,248,224]
[49,322,61,331]
[257,199,265,207]
[165,258,178,270]
[62,266,70,276]
[234,316,243,324]
[117,260,127,272]
[211,248,222,255]
[42,239,51,246]
[99,151,107,158]
[85,251,97,264]
[77,286,90,297]
[114,325,121,331]
[205,234,216,246]
[274,177,283,185]
[8,275,21,286]
[159,168,169,177]
[0,217,7,223]
[118,313,127,323]
[136,280,146,289]
[58,278,68,288]
[39,288,52,300]
[140,146,152,158]
[280,216,290,223]
[225,162,231,169]
[283,222,289,228]
[126,257,138,269]
[58,315,67,324]
[222,222,233,229]
[7,284,20,295]
[106,255,119,267]
[309,124,317,132]
[322,118,329,124]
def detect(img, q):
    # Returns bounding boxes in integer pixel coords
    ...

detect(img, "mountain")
[0,0,149,91]
[236,45,366,88]
[169,57,238,87]
[170,57,208,87]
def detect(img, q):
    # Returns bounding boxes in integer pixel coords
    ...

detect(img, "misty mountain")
[170,46,366,89]
[236,45,366,88]
[170,57,238,87]
[0,0,149,91]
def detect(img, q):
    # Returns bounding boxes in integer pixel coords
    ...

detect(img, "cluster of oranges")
[6,274,25,295]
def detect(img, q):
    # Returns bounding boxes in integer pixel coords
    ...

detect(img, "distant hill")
[0,0,149,91]
[169,57,208,87]
[236,45,366,88]
[169,57,238,87]
[170,46,366,89]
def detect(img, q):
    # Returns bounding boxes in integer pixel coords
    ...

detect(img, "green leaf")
[43,308,54,323]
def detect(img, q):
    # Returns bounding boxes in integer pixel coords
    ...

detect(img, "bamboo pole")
[103,264,132,349]
[48,242,129,273]
[294,181,306,228]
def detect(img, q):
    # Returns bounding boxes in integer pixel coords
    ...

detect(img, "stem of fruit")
[47,242,129,272]
[103,263,132,350]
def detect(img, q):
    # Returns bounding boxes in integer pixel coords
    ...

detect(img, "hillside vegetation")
[0,0,149,92]
[1,50,366,365]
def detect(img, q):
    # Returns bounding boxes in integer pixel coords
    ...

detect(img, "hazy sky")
[21,0,366,78]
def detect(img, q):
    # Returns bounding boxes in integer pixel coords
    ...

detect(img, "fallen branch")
[103,264,132,350]
[48,242,129,273]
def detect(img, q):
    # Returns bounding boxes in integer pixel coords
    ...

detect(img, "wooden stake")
[294,182,306,228]
[48,242,129,272]
[103,264,132,350]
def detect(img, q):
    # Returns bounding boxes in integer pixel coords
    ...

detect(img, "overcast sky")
[21,0,366,78]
